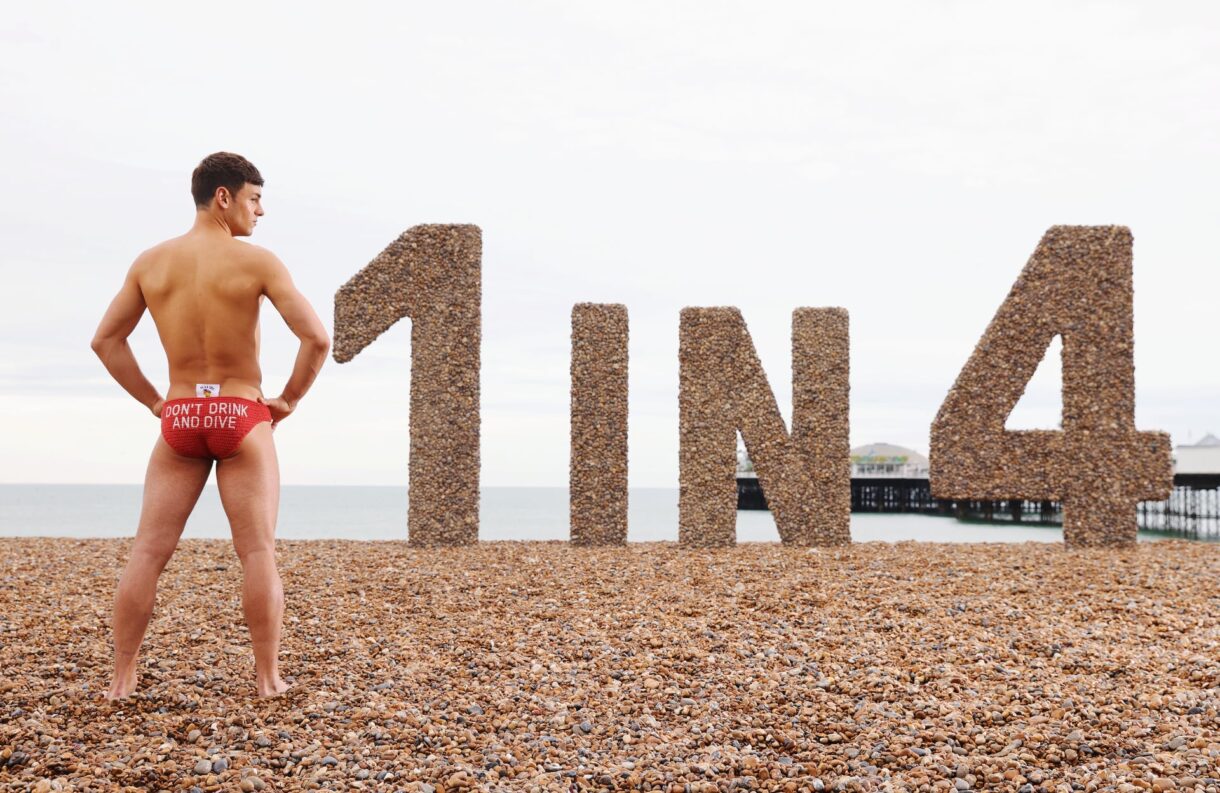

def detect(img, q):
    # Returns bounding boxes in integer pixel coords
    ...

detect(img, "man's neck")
[191,211,234,237]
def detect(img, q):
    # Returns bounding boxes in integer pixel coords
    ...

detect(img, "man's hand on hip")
[259,396,295,427]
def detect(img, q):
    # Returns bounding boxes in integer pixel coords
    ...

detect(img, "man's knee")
[132,541,177,571]
[234,541,275,565]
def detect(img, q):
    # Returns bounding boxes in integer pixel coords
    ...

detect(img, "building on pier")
[1173,433,1220,477]
[847,443,934,512]
[850,443,928,479]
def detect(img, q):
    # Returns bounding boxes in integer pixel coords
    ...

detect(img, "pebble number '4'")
[929,226,1171,546]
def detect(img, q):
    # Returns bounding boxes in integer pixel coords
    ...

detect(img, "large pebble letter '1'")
[679,307,851,547]
[333,225,481,546]
[930,226,1171,546]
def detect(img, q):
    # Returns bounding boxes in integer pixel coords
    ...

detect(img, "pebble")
[1,537,1217,790]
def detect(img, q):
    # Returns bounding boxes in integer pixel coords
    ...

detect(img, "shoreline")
[1,538,1218,791]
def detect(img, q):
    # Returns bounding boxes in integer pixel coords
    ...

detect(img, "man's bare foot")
[104,668,139,700]
[256,677,292,698]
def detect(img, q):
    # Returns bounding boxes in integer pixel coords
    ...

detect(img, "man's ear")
[216,186,230,208]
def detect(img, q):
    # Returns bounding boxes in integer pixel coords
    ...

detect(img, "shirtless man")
[91,152,330,699]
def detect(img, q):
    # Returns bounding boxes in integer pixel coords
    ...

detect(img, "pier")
[736,440,1220,540]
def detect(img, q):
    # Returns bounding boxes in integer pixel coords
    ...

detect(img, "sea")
[0,484,1191,543]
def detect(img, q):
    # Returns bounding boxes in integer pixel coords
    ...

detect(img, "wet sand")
[0,538,1218,792]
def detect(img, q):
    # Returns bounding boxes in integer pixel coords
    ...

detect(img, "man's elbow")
[308,331,332,357]
[90,335,111,358]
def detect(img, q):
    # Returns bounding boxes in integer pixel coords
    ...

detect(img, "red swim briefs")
[160,397,272,459]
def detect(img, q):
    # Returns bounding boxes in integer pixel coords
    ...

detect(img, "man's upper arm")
[259,249,328,344]
[92,261,147,345]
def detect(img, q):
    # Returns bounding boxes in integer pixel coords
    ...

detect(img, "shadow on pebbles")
[0,538,1218,792]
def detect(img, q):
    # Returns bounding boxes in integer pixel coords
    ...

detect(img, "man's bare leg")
[107,438,213,700]
[216,422,289,697]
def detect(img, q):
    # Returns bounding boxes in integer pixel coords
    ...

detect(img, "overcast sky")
[2,2,1218,486]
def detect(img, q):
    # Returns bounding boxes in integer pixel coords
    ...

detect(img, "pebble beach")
[1,537,1218,792]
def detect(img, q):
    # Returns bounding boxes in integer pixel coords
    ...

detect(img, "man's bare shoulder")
[237,243,291,283]
[127,237,184,280]
[133,237,176,261]
[201,239,275,270]
[240,242,284,264]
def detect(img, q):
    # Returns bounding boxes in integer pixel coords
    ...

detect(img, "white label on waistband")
[196,383,220,398]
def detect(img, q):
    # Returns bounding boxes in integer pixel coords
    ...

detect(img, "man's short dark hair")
[191,152,264,209]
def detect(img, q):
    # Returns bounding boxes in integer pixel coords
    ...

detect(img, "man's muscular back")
[139,234,269,401]
[92,156,328,426]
